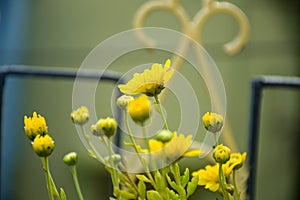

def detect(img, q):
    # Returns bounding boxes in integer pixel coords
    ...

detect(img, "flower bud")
[116,95,134,110]
[32,134,55,157]
[24,112,48,141]
[104,154,121,164]
[71,106,89,125]
[128,95,150,124]
[228,152,247,170]
[213,144,231,164]
[202,112,223,133]
[63,152,78,166]
[99,117,117,138]
[155,129,174,143]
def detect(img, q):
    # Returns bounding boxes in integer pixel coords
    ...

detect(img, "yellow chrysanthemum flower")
[192,163,232,192]
[24,112,48,141]
[128,95,151,124]
[118,59,174,97]
[148,132,202,161]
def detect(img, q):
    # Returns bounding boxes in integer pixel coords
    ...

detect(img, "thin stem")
[124,110,156,189]
[141,123,154,171]
[154,95,168,130]
[42,157,54,200]
[80,125,105,163]
[106,137,120,190]
[232,170,241,200]
[218,164,231,200]
[214,133,218,147]
[71,166,84,200]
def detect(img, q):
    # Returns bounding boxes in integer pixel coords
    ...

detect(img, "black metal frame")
[247,75,300,200]
[0,65,124,198]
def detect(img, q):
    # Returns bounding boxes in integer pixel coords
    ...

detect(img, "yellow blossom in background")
[148,132,202,161]
[202,112,223,133]
[71,106,89,125]
[32,134,55,157]
[24,112,48,141]
[118,59,174,97]
[128,95,151,124]
[192,163,232,192]
[227,152,247,171]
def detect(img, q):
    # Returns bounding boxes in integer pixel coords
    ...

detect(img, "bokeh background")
[0,0,299,199]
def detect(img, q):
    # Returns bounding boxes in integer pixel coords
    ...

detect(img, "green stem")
[80,125,105,163]
[154,95,168,130]
[41,157,55,200]
[124,111,156,189]
[214,133,218,147]
[141,123,154,171]
[71,166,84,200]
[232,170,241,200]
[218,164,230,200]
[106,137,120,190]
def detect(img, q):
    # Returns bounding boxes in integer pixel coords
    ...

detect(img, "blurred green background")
[0,0,299,199]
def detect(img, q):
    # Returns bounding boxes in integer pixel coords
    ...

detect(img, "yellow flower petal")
[118,59,173,97]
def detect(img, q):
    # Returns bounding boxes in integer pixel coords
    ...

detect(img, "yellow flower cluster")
[192,148,246,192]
[24,112,54,157]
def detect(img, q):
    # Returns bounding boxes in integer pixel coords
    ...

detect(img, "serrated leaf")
[154,171,165,191]
[59,188,66,200]
[146,190,163,200]
[138,180,146,199]
[180,168,189,188]
[168,189,179,200]
[187,176,199,198]
[166,174,180,191]
[136,175,152,183]
[170,163,180,178]
[115,187,136,199]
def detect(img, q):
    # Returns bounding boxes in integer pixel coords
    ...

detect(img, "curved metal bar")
[133,0,190,47]
[193,1,250,55]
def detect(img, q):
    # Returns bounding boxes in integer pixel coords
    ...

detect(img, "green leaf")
[138,180,146,199]
[146,190,163,200]
[166,174,180,192]
[180,168,189,188]
[168,189,179,200]
[59,188,67,200]
[136,175,152,183]
[187,176,199,198]
[154,171,165,191]
[115,187,136,199]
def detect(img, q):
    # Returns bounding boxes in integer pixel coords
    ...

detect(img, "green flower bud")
[63,152,78,166]
[202,112,223,133]
[32,134,55,157]
[104,154,121,164]
[71,106,89,125]
[116,95,134,110]
[99,117,117,138]
[155,129,174,143]
[213,144,231,164]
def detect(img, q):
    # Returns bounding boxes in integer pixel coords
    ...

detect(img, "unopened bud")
[63,152,78,166]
